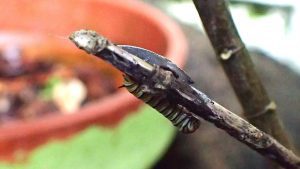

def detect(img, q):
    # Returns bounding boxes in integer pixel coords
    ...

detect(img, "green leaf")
[39,76,62,100]
[0,105,176,169]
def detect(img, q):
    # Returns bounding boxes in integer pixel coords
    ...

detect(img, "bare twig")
[192,1,293,168]
[69,30,300,169]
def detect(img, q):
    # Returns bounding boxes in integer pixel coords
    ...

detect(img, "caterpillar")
[123,75,200,134]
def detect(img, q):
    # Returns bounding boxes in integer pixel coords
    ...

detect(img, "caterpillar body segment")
[123,76,200,133]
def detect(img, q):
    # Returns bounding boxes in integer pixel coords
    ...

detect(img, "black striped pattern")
[123,76,200,133]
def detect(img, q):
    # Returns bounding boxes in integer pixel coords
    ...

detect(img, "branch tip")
[69,29,108,54]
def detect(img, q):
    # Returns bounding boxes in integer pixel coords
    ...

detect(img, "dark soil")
[0,48,116,124]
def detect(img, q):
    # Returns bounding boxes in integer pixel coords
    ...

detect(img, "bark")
[192,1,293,168]
[69,30,300,169]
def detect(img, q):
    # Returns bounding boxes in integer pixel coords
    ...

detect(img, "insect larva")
[123,75,200,133]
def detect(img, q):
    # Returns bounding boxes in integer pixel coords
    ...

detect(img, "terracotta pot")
[0,0,188,161]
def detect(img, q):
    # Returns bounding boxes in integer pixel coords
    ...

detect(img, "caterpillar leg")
[123,75,200,133]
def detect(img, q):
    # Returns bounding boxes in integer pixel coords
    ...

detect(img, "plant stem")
[192,0,293,167]
[69,30,300,169]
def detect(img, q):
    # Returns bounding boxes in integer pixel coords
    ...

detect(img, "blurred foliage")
[231,2,270,17]
[230,1,292,18]
[39,76,62,100]
[0,106,175,169]
[167,0,292,18]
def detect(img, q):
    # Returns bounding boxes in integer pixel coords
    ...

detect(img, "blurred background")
[146,0,300,169]
[0,0,299,169]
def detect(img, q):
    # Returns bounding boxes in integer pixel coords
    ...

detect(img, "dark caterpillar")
[123,75,200,134]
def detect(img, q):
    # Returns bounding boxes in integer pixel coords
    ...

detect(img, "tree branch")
[69,30,300,169]
[192,0,293,168]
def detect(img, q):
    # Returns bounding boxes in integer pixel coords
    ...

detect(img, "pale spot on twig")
[220,46,243,60]
[265,101,277,111]
[245,101,277,119]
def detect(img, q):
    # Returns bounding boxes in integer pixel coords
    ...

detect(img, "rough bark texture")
[192,1,293,168]
[69,30,300,169]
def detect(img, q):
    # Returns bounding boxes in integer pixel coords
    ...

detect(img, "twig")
[192,1,292,168]
[69,30,300,169]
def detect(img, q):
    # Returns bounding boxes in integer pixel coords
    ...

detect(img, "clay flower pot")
[0,0,188,161]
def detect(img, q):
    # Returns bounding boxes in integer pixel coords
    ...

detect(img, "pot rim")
[0,0,188,143]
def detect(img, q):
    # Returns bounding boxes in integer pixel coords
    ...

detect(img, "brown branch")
[192,0,293,168]
[69,30,300,169]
